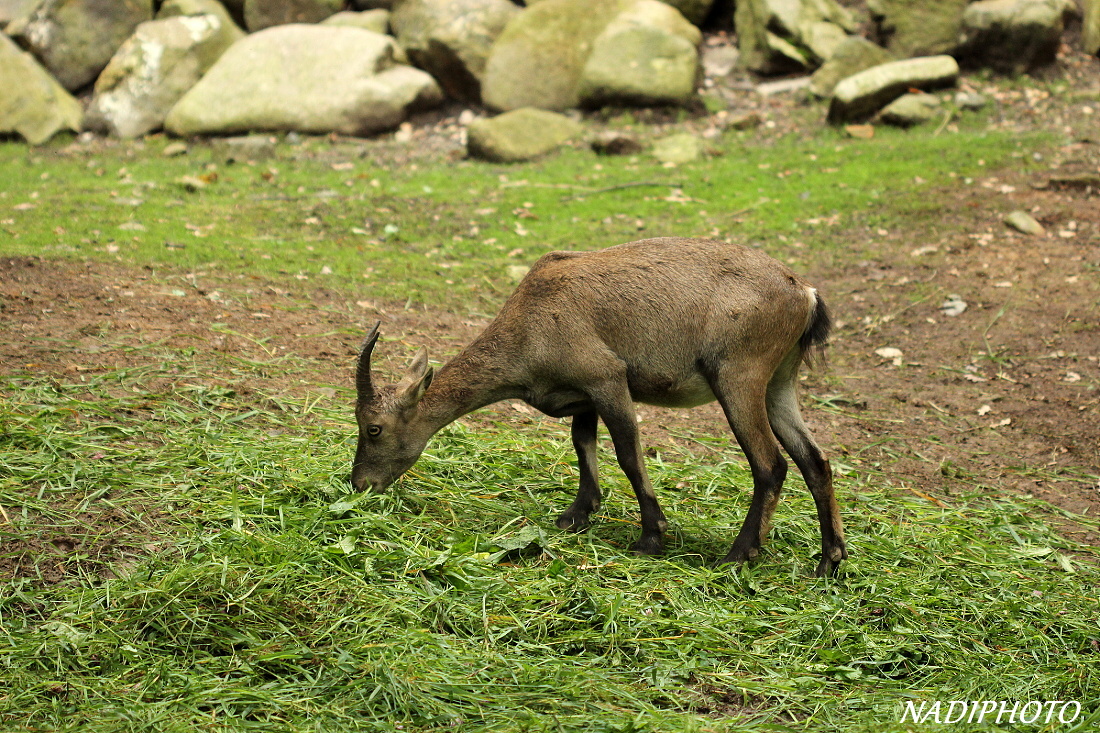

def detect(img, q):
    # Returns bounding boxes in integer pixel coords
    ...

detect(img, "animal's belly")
[633,374,716,409]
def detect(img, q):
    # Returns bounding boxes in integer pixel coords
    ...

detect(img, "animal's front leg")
[556,410,601,532]
[591,388,667,555]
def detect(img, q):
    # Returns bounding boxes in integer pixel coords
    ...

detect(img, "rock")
[466,107,583,162]
[956,0,1078,74]
[867,0,969,57]
[955,91,988,110]
[321,9,390,34]
[390,0,519,104]
[827,55,959,123]
[590,130,644,155]
[755,75,812,96]
[0,0,41,25]
[86,14,242,138]
[482,0,700,112]
[242,0,341,31]
[651,132,705,164]
[736,0,856,73]
[7,0,153,92]
[157,0,242,32]
[350,0,393,8]
[0,32,82,143]
[701,41,740,78]
[1085,0,1100,55]
[1004,210,1046,235]
[576,1,701,108]
[165,24,443,137]
[809,36,893,97]
[878,92,942,126]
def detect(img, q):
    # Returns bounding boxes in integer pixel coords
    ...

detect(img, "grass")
[3,116,1097,730]
[1,364,1098,732]
[1,120,1046,310]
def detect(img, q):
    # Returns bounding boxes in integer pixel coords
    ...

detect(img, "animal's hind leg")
[767,373,847,576]
[556,410,601,532]
[710,372,789,567]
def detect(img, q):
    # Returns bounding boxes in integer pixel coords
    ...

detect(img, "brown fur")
[352,237,847,576]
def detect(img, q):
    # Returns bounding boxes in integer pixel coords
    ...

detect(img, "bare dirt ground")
[3,47,1099,565]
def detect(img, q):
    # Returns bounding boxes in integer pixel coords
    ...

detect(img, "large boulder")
[0,32,82,143]
[164,24,443,137]
[242,0,341,31]
[1086,0,1100,55]
[482,0,700,112]
[809,36,893,97]
[735,0,857,74]
[956,0,1078,74]
[0,0,41,25]
[157,0,243,32]
[6,0,154,92]
[390,0,518,104]
[321,9,390,34]
[86,13,242,138]
[867,0,969,57]
[827,54,959,123]
[466,107,584,162]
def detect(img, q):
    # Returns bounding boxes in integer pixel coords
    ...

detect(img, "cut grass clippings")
[2,365,1097,732]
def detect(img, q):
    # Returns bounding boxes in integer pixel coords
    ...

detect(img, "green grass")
[1,365,1098,732]
[3,120,1096,730]
[1,122,1045,309]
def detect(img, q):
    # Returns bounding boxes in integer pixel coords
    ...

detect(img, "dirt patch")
[3,50,1099,578]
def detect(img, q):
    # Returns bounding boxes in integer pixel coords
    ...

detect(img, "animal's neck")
[418,330,523,430]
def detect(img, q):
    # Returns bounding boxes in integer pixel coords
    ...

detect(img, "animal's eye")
[366,425,383,437]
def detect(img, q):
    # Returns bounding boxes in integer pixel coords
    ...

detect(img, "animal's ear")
[356,321,382,399]
[397,346,434,410]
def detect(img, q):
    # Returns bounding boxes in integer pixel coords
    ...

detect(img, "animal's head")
[350,323,436,492]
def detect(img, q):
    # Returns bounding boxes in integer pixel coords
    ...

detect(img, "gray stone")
[956,0,1078,74]
[576,1,701,108]
[390,0,518,104]
[157,0,242,32]
[482,0,700,112]
[7,0,153,91]
[321,9,390,34]
[878,92,942,126]
[0,32,82,143]
[466,107,583,162]
[827,55,959,123]
[867,0,969,57]
[736,0,856,73]
[955,91,988,110]
[590,130,644,155]
[0,0,41,25]
[86,13,241,138]
[809,36,893,97]
[1085,0,1100,55]
[165,24,443,137]
[1004,210,1045,235]
[651,132,704,164]
[242,0,341,31]
[701,42,740,78]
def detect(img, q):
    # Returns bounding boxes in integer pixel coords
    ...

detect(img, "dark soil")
[3,46,1098,579]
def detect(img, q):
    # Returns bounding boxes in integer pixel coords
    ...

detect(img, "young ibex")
[351,237,847,576]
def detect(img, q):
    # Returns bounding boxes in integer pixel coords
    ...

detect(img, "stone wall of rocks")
[1,0,1096,154]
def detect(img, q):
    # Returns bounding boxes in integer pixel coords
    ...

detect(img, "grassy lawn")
[2,119,1098,731]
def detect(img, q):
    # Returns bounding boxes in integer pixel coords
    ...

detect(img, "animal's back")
[492,238,818,407]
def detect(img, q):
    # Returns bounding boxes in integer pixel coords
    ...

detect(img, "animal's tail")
[798,288,831,368]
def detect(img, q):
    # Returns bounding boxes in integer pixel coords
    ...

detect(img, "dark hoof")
[718,542,759,568]
[630,534,664,556]
[555,510,591,532]
[814,543,848,577]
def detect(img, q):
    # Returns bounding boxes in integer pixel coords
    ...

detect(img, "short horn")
[356,321,381,398]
